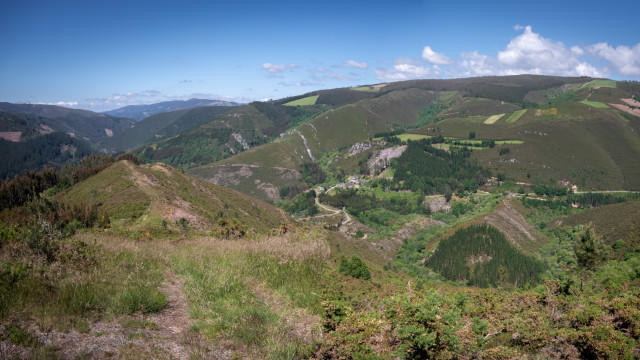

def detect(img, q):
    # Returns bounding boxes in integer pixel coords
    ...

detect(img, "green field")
[580,100,609,109]
[584,79,617,88]
[505,109,527,123]
[483,113,505,124]
[284,95,319,106]
[396,134,432,141]
[351,86,382,92]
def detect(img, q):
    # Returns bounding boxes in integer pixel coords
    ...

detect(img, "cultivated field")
[284,95,319,106]
[483,113,505,124]
[505,109,527,123]
[580,100,609,108]
[584,79,617,88]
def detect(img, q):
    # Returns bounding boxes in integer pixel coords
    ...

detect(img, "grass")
[580,100,609,109]
[505,109,527,123]
[284,95,319,106]
[584,79,617,88]
[483,113,505,124]
[396,133,431,141]
[351,86,381,92]
[168,229,330,358]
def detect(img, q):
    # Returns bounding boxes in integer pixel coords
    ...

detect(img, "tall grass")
[169,229,329,358]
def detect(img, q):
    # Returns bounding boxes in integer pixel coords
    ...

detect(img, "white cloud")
[422,46,451,65]
[39,101,78,107]
[277,80,324,87]
[262,63,300,77]
[457,26,604,78]
[336,60,368,69]
[459,51,496,76]
[374,58,437,81]
[327,72,354,81]
[588,42,640,76]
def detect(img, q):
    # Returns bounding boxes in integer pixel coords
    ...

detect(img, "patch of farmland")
[505,109,527,123]
[0,131,21,142]
[580,100,609,109]
[396,134,431,141]
[483,113,505,124]
[622,98,640,107]
[284,95,319,106]
[352,86,381,92]
[610,103,640,117]
[584,79,617,88]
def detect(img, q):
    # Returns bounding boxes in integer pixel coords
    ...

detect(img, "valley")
[2,75,640,359]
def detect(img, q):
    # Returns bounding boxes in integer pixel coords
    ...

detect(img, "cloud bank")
[374,25,640,81]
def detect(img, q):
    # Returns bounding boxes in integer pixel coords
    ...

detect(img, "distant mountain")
[0,102,134,144]
[96,105,237,153]
[103,98,240,121]
[177,75,640,202]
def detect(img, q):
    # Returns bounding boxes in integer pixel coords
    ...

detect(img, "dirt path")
[1,272,228,360]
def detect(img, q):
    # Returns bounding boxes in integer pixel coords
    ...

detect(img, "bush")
[339,255,371,280]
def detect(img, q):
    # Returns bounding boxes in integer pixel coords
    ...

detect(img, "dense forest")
[0,132,94,180]
[391,139,490,196]
[425,223,546,288]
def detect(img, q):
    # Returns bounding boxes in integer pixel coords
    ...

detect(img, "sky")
[1,0,639,112]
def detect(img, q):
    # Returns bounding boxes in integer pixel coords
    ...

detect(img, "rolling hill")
[58,160,291,236]
[182,76,640,203]
[103,98,239,121]
[0,102,135,144]
[95,105,237,153]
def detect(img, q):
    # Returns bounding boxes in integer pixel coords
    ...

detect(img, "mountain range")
[102,98,239,121]
[2,75,640,358]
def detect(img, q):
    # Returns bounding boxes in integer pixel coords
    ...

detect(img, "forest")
[0,132,94,180]
[425,223,546,288]
[391,139,490,195]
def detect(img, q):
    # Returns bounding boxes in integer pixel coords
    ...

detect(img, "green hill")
[96,105,236,153]
[189,88,446,202]
[58,160,291,236]
[102,98,239,121]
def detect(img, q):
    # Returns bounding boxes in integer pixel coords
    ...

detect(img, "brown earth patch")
[0,131,21,142]
[610,103,640,117]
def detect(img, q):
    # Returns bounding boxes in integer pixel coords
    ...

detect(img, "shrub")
[339,255,371,280]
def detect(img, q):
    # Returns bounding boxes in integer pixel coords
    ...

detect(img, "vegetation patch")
[425,223,546,288]
[395,133,431,142]
[584,79,617,88]
[351,86,381,92]
[483,114,505,124]
[283,95,319,106]
[505,109,527,123]
[580,100,609,108]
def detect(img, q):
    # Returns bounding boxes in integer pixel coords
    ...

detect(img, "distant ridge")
[0,102,135,144]
[103,98,240,121]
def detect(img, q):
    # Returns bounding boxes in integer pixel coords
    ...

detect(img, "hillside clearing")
[505,109,527,123]
[284,95,319,106]
[396,134,431,141]
[584,79,616,88]
[580,100,609,108]
[483,113,505,124]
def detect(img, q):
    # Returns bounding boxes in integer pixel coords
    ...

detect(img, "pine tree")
[574,225,607,291]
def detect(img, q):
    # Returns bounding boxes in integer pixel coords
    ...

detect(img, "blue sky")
[1,0,639,111]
